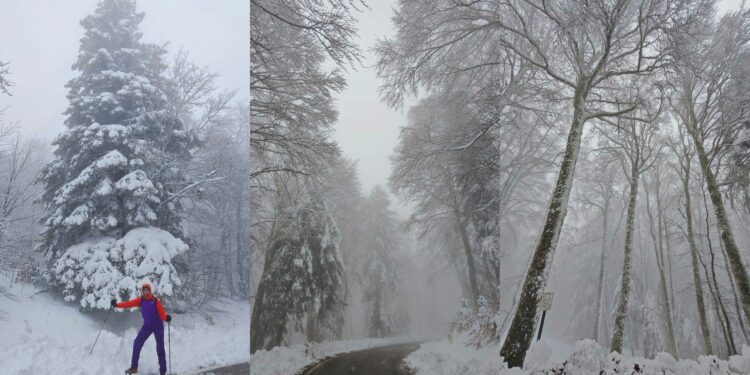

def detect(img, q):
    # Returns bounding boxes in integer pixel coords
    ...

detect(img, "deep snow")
[0,281,248,374]
[405,335,750,375]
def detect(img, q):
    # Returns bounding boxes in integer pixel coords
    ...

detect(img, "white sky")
[0,0,248,141]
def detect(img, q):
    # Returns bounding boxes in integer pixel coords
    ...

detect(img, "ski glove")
[111,299,117,307]
[166,314,172,323]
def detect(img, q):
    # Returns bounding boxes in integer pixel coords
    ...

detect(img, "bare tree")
[668,126,713,355]
[594,111,661,354]
[390,90,557,308]
[376,0,687,364]
[669,8,750,328]
[642,158,678,358]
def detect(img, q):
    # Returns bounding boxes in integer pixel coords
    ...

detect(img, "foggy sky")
[0,0,248,141]
[0,0,742,205]
[333,0,743,203]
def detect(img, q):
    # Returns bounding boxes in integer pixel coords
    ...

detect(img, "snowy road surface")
[300,342,421,375]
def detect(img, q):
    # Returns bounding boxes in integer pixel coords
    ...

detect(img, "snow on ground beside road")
[406,336,750,375]
[0,282,249,374]
[249,336,417,375]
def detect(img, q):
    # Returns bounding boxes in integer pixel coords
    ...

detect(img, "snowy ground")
[249,336,418,375]
[0,281,249,374]
[405,335,750,375]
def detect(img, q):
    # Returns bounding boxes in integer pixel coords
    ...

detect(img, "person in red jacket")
[111,282,172,375]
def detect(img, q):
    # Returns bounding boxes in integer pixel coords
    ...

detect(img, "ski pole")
[89,307,112,355]
[168,321,172,375]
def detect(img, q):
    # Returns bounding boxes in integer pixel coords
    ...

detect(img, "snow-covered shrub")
[53,227,187,309]
[449,297,498,349]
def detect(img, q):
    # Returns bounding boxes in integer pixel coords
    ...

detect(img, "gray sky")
[0,0,248,140]
[333,0,744,198]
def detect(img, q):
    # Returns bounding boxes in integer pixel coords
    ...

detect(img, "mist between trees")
[249,0,750,369]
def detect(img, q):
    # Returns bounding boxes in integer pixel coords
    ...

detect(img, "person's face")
[142,288,151,297]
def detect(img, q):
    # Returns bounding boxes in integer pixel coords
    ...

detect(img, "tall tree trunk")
[500,92,587,367]
[456,215,480,306]
[306,303,318,343]
[250,256,272,353]
[720,237,750,345]
[611,166,640,354]
[646,177,678,358]
[250,197,283,354]
[702,191,738,355]
[369,283,384,338]
[688,126,750,326]
[593,197,609,342]
[683,171,713,354]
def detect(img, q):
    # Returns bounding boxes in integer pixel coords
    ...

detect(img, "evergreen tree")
[250,193,346,352]
[38,0,193,309]
[361,186,400,338]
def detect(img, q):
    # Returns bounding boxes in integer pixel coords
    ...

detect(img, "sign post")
[537,292,554,341]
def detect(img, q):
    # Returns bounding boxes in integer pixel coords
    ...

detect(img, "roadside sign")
[539,292,554,311]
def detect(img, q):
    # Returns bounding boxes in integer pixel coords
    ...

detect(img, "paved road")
[301,342,421,375]
[188,362,248,375]
[190,342,421,375]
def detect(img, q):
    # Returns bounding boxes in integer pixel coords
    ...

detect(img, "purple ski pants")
[131,323,166,374]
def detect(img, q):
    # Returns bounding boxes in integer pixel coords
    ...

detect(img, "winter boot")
[125,368,137,374]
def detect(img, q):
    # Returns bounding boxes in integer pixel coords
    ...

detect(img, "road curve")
[301,342,421,375]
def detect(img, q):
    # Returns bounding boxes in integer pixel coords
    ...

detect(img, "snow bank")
[406,338,750,375]
[0,283,248,374]
[249,337,415,375]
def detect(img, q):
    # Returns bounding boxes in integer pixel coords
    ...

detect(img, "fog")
[0,0,248,139]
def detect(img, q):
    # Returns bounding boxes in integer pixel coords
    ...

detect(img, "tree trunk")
[646,176,678,359]
[689,126,750,327]
[369,283,384,338]
[250,268,269,353]
[683,171,713,354]
[456,215,480,306]
[250,201,282,354]
[306,303,318,343]
[702,191,738,355]
[611,167,640,354]
[720,237,750,345]
[236,199,248,298]
[500,92,587,367]
[593,197,609,342]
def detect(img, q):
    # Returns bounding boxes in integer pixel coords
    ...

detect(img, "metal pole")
[536,310,547,341]
[168,322,172,375]
[89,308,112,354]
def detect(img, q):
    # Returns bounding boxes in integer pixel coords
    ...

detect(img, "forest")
[249,0,750,374]
[0,0,750,374]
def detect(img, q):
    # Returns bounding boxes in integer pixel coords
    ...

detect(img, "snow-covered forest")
[0,1,250,374]
[249,0,750,374]
[3,0,750,374]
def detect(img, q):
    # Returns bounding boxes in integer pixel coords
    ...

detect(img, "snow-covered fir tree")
[250,193,346,352]
[361,186,400,338]
[38,0,194,309]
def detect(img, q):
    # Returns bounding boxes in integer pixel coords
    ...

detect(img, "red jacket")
[116,295,168,322]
